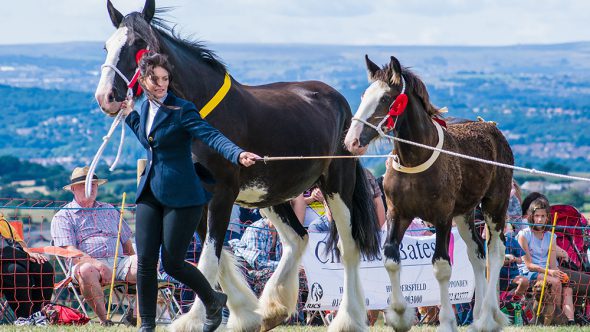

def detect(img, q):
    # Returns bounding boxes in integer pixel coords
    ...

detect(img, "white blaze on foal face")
[345,81,390,151]
[95,27,129,113]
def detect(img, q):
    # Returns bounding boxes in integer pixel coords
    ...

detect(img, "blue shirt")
[500,232,525,290]
[517,227,556,275]
[229,218,282,270]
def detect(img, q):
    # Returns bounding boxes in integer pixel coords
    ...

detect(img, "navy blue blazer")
[125,92,244,208]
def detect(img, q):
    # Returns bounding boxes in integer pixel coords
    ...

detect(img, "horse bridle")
[100,48,149,99]
[352,75,446,174]
[352,75,407,137]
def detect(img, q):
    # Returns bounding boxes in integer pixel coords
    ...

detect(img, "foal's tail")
[327,161,381,259]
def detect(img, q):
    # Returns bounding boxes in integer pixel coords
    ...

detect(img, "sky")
[2,0,589,46]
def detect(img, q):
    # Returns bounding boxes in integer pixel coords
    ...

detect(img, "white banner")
[302,228,475,310]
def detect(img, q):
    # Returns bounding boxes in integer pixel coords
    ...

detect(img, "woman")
[517,198,575,325]
[0,215,54,319]
[120,53,259,332]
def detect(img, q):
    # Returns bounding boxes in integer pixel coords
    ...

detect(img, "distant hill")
[1,41,590,172]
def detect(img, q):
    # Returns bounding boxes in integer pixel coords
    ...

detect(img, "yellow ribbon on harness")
[199,73,231,119]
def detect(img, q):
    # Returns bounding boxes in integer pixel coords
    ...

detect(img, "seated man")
[229,217,281,295]
[51,166,137,325]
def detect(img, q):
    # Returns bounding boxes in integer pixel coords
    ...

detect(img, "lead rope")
[85,64,139,198]
[350,116,590,182]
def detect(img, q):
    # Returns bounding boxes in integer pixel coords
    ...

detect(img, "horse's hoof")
[260,314,287,331]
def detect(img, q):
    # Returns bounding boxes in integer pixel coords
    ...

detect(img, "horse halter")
[352,75,408,136]
[101,48,150,99]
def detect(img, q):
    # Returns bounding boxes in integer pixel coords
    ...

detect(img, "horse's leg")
[432,222,459,332]
[383,216,415,332]
[171,193,260,332]
[219,249,262,332]
[325,194,367,332]
[453,214,486,319]
[258,203,308,331]
[470,214,508,332]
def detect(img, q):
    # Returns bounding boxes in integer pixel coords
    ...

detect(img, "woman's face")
[142,66,169,99]
[531,208,548,231]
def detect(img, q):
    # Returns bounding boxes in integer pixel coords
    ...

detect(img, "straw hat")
[63,166,107,191]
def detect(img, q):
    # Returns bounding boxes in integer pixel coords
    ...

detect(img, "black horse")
[344,55,514,332]
[94,1,380,331]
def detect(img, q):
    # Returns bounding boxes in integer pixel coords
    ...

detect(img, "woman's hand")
[239,152,260,167]
[28,252,48,264]
[311,188,325,203]
[119,97,135,116]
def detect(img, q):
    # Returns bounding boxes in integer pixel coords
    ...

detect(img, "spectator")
[500,225,529,299]
[51,166,137,326]
[498,224,529,325]
[364,168,386,230]
[507,179,524,231]
[520,192,548,221]
[229,218,282,296]
[306,188,332,233]
[303,188,328,228]
[0,214,54,319]
[520,194,590,324]
[517,198,574,325]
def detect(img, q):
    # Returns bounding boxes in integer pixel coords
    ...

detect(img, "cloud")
[1,0,589,46]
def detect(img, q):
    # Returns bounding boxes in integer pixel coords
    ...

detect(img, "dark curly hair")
[139,52,174,85]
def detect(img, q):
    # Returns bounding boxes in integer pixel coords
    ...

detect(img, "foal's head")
[344,55,438,155]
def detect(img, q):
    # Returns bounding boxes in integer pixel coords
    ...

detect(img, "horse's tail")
[327,161,381,259]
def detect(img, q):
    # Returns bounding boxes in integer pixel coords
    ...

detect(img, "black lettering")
[315,240,328,264]
[399,242,407,260]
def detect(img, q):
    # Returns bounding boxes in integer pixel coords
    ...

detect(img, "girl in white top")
[518,198,574,325]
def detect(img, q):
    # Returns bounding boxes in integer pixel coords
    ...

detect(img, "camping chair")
[551,205,590,272]
[154,274,182,323]
[30,245,134,324]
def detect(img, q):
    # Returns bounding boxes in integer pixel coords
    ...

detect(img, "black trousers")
[0,247,54,317]
[136,187,215,325]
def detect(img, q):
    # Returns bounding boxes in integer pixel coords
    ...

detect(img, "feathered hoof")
[259,314,287,332]
[384,306,414,332]
[327,311,368,332]
[169,311,204,332]
[226,311,262,332]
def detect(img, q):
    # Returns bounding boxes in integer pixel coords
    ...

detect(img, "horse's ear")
[388,56,403,85]
[107,0,123,28]
[142,0,156,23]
[365,55,379,82]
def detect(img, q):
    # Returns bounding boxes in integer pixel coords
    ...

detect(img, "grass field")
[0,324,586,331]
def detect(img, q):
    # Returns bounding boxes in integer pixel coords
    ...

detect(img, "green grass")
[0,324,585,331]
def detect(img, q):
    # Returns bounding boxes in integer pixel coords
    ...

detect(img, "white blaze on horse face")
[344,81,390,153]
[95,27,129,113]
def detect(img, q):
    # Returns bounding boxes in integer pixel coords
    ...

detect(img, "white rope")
[85,64,139,197]
[352,117,590,182]
[86,112,125,197]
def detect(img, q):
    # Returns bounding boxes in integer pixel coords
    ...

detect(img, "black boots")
[203,291,228,332]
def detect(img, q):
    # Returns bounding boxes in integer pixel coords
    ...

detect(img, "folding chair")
[30,245,134,324]
[155,269,183,323]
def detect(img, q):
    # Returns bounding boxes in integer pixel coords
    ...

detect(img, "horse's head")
[95,0,157,115]
[344,55,407,155]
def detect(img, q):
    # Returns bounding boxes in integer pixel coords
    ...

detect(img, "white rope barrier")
[261,118,590,182]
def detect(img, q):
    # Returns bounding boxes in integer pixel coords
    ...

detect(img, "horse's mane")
[374,65,441,117]
[123,10,226,74]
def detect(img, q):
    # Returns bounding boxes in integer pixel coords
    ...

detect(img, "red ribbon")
[128,49,150,96]
[385,93,408,129]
